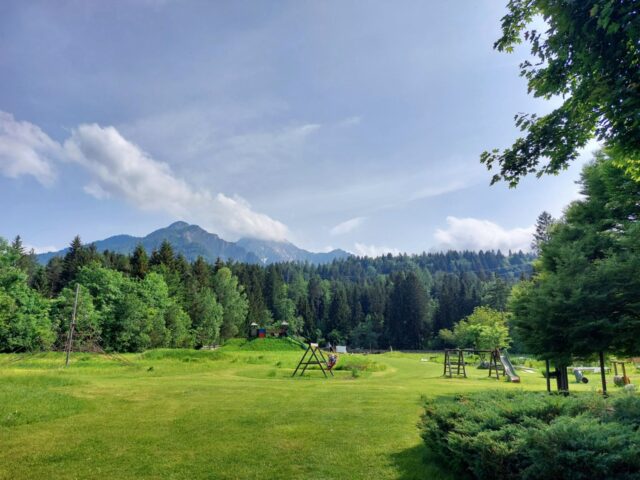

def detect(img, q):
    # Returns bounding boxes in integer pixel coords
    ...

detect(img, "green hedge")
[221,337,304,351]
[420,391,640,479]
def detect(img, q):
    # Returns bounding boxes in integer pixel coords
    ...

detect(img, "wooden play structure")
[292,343,335,378]
[443,349,467,378]
[443,348,520,382]
[248,320,289,339]
[613,361,632,386]
[546,353,634,396]
[545,360,570,393]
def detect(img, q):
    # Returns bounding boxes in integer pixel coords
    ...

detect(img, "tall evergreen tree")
[131,244,149,279]
[327,283,351,341]
[531,211,555,254]
[511,153,640,364]
[150,240,175,269]
[387,272,431,349]
[60,235,90,291]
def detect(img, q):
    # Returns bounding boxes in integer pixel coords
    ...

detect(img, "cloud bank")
[0,112,60,185]
[353,242,401,257]
[1,111,289,241]
[434,216,534,252]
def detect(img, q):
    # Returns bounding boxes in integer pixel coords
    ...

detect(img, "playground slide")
[499,353,521,383]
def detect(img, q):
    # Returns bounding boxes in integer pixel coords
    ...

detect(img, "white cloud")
[24,243,59,254]
[434,216,534,252]
[330,216,365,236]
[0,111,59,185]
[353,242,401,257]
[62,124,289,241]
[0,111,290,241]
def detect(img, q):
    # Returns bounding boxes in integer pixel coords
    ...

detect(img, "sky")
[0,1,598,256]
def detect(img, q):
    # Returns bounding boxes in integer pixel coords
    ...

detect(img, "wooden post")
[545,359,551,393]
[461,350,467,378]
[443,350,449,377]
[599,351,607,396]
[65,284,80,368]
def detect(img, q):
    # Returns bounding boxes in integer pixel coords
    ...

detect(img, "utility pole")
[65,284,80,368]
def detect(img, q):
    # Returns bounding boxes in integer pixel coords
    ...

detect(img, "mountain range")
[36,221,351,265]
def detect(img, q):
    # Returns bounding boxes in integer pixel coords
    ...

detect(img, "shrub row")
[420,391,640,479]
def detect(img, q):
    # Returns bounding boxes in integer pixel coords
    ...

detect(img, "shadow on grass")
[390,444,452,480]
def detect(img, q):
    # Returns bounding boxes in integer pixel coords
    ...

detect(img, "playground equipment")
[573,369,589,384]
[545,361,570,393]
[443,349,467,377]
[443,348,520,382]
[292,343,335,378]
[613,361,631,386]
[249,320,289,339]
[498,350,521,383]
[547,352,611,395]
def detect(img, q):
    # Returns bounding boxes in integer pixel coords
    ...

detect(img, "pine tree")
[192,256,211,290]
[150,240,175,268]
[327,283,351,340]
[131,244,149,279]
[60,235,89,290]
[531,211,555,254]
[10,235,25,257]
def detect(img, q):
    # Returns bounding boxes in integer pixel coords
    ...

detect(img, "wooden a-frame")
[292,343,334,378]
[443,349,467,378]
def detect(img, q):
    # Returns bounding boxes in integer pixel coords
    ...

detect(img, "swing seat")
[327,354,338,370]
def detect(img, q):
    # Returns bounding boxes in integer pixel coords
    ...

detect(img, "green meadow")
[0,342,600,480]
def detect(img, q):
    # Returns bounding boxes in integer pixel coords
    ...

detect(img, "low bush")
[420,391,640,479]
[332,356,387,373]
[139,348,226,361]
[221,338,304,351]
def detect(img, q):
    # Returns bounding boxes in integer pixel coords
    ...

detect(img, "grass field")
[0,342,605,479]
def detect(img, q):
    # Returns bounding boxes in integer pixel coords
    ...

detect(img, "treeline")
[0,232,532,352]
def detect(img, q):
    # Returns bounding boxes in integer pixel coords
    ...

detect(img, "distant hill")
[36,221,351,265]
[236,237,350,265]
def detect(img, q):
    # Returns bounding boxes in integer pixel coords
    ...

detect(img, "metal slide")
[499,352,521,383]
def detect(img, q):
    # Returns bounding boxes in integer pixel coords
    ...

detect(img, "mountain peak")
[167,221,190,230]
[37,222,351,265]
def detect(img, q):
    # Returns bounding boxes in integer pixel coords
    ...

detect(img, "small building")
[279,320,289,337]
[249,322,259,338]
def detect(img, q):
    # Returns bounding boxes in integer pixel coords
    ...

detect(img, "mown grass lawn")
[0,344,598,480]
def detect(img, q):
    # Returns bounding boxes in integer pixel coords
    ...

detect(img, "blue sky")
[0,1,596,256]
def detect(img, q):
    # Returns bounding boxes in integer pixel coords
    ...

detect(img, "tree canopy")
[510,151,640,361]
[481,0,640,186]
[439,306,511,351]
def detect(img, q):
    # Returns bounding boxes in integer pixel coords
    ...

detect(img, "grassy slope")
[0,346,601,480]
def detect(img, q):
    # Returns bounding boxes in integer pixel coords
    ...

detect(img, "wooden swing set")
[443,348,503,380]
[292,343,337,378]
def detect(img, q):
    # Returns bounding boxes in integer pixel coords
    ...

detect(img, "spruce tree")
[531,211,555,254]
[130,244,149,279]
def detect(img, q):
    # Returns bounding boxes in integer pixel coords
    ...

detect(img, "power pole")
[65,284,80,368]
